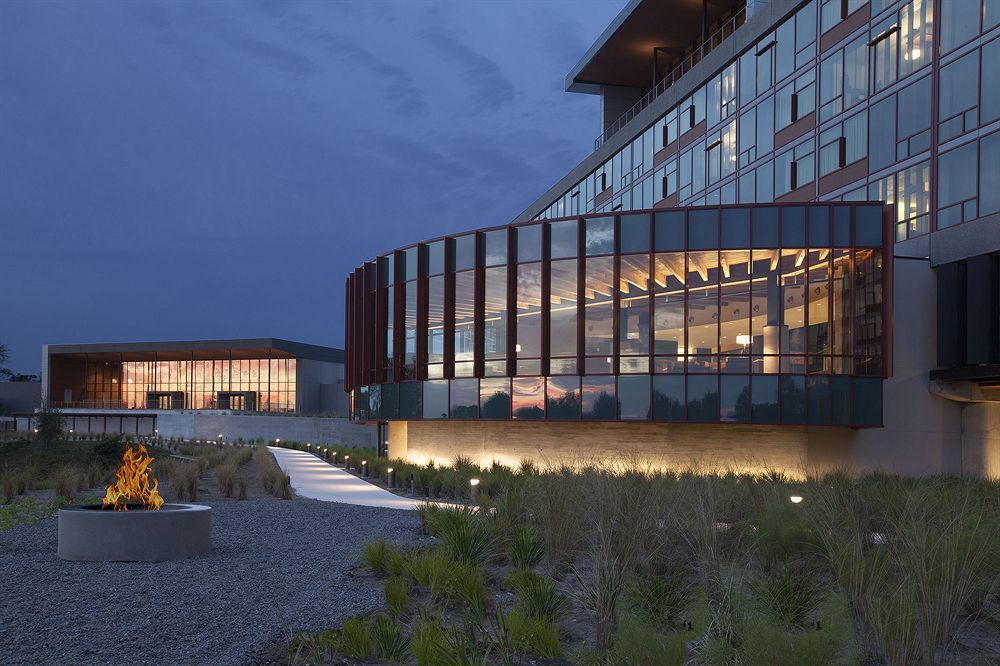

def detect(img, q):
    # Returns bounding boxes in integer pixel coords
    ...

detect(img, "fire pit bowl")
[58,503,211,562]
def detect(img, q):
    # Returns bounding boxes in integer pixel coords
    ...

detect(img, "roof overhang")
[44,338,344,363]
[566,0,741,93]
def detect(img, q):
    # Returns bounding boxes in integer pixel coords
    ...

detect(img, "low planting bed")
[283,457,999,665]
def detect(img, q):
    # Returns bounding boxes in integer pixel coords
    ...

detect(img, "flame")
[102,441,165,511]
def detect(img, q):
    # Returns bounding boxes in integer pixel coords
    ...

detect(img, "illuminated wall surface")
[84,358,296,412]
[345,203,889,426]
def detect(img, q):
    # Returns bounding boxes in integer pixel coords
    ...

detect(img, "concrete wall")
[296,358,347,415]
[0,382,41,414]
[959,403,1000,478]
[154,411,375,447]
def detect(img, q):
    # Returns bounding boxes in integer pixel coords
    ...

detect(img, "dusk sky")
[0,0,622,374]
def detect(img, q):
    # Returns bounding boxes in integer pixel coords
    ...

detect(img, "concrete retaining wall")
[154,412,376,447]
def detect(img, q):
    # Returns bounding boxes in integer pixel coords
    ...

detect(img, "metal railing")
[594,5,748,150]
[51,401,141,410]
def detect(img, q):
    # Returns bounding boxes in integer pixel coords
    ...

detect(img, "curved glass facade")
[345,203,889,426]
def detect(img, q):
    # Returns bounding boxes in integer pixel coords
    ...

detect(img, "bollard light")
[789,494,804,504]
[410,473,416,493]
[361,460,369,477]
[331,451,338,465]
[469,478,480,502]
[387,467,395,488]
[343,455,350,470]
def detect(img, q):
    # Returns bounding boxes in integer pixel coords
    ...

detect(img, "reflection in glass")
[619,254,650,356]
[549,219,578,258]
[428,275,444,364]
[585,217,614,255]
[547,376,580,419]
[584,257,614,357]
[653,253,685,370]
[455,271,476,363]
[450,378,478,418]
[423,380,448,419]
[404,281,417,377]
[484,267,507,360]
[582,376,616,419]
[516,263,542,358]
[618,376,650,419]
[513,377,545,419]
[480,378,511,418]
[687,375,718,421]
[550,259,577,359]
[720,375,750,422]
[484,230,507,266]
[517,225,542,263]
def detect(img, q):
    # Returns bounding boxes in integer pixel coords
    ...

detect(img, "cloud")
[421,28,518,114]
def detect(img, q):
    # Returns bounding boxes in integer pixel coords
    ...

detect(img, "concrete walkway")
[268,446,423,510]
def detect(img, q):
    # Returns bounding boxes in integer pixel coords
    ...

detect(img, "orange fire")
[102,441,165,511]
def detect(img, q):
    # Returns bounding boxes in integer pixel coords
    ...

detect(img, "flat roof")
[566,0,741,93]
[45,338,344,363]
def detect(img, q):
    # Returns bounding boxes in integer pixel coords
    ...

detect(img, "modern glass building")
[345,0,1000,477]
[43,339,345,414]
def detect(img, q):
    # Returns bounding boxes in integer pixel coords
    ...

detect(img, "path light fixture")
[331,451,338,464]
[361,460,369,477]
[275,438,280,444]
[789,494,804,504]
[387,467,395,488]
[469,478,480,502]
[410,473,416,493]
[343,455,350,470]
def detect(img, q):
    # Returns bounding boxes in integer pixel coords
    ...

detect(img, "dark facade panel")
[936,254,1000,373]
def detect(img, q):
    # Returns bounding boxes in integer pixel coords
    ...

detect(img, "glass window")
[897,76,931,159]
[582,376,616,419]
[480,378,511,418]
[653,252,685,370]
[937,141,978,227]
[869,95,896,170]
[853,377,882,425]
[831,375,851,424]
[516,225,542,263]
[428,275,445,365]
[807,376,831,424]
[652,375,685,420]
[809,207,830,246]
[399,381,420,419]
[983,38,1000,125]
[546,376,580,419]
[939,52,979,142]
[856,206,883,247]
[871,17,898,93]
[688,209,718,249]
[549,219,578,258]
[381,383,398,419]
[940,0,980,53]
[423,380,448,419]
[403,246,419,281]
[484,266,508,359]
[654,211,685,251]
[454,271,476,363]
[687,375,718,421]
[427,241,445,276]
[720,375,750,422]
[782,207,806,246]
[484,230,506,266]
[453,235,476,271]
[450,378,478,418]
[751,375,779,423]
[403,281,417,377]
[618,376,650,420]
[620,213,650,253]
[780,375,805,423]
[619,254,650,356]
[516,263,542,360]
[550,259,578,359]
[981,132,1000,217]
[512,377,545,419]
[899,0,933,76]
[721,208,749,248]
[585,217,614,255]
[584,256,614,359]
[752,207,779,246]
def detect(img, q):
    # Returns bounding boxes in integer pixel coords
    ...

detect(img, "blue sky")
[0,0,622,374]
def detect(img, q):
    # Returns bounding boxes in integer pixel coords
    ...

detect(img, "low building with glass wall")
[43,339,346,417]
[345,0,1000,477]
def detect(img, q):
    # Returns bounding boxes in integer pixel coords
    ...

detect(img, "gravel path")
[0,498,422,665]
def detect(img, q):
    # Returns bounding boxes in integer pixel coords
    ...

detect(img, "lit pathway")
[268,446,423,510]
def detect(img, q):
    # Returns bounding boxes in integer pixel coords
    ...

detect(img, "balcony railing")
[594,5,747,150]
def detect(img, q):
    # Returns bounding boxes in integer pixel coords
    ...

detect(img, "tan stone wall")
[396,420,823,478]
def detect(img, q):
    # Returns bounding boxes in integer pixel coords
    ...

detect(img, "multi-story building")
[345,0,1000,477]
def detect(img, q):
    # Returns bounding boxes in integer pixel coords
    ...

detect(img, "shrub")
[626,570,697,629]
[575,556,628,650]
[1,467,16,503]
[237,477,247,500]
[363,539,388,574]
[510,571,569,621]
[506,609,562,659]
[215,463,238,498]
[439,509,495,565]
[384,576,410,616]
[749,571,825,628]
[446,562,488,617]
[385,546,407,577]
[409,618,446,666]
[339,616,372,658]
[172,462,199,501]
[53,466,78,502]
[608,613,687,666]
[509,526,545,570]
[371,613,408,661]
[406,550,452,600]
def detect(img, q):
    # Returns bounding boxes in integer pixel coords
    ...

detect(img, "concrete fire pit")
[58,503,211,562]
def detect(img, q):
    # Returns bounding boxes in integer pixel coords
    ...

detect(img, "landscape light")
[275,438,280,443]
[789,494,804,504]
[361,460,369,477]
[387,467,395,488]
[469,478,480,502]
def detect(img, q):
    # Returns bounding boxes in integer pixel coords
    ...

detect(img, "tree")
[0,343,9,380]
[34,405,64,444]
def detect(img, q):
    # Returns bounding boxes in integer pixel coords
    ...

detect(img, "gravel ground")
[0,498,422,665]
